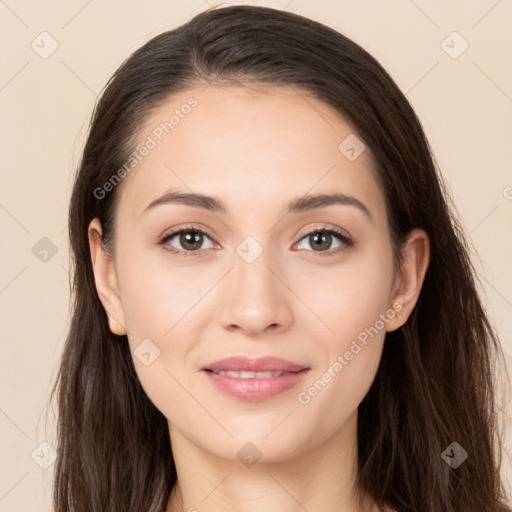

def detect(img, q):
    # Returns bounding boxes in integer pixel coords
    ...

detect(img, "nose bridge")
[219,238,293,334]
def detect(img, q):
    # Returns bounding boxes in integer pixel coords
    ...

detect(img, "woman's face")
[89,84,426,463]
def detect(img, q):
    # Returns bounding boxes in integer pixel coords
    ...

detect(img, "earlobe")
[108,315,127,336]
[88,218,127,336]
[386,228,430,333]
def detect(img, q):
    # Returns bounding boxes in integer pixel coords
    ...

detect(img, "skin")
[88,84,430,512]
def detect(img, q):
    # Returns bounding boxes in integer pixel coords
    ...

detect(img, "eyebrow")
[141,189,373,223]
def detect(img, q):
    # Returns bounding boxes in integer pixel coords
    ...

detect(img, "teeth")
[213,370,285,378]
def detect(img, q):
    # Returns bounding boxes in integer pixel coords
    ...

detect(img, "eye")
[158,224,354,258]
[294,226,354,257]
[159,226,216,257]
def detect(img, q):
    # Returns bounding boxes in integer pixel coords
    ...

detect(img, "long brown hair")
[48,5,511,511]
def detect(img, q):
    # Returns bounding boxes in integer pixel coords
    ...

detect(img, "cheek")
[116,231,395,365]
[114,249,201,418]
[115,244,207,341]
[295,239,395,349]
[109,231,396,457]
[297,240,394,399]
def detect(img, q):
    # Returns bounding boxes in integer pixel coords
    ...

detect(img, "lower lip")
[202,369,311,401]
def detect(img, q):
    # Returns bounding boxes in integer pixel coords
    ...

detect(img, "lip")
[201,356,311,401]
[201,356,308,373]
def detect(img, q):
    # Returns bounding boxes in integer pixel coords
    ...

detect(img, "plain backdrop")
[0,0,511,509]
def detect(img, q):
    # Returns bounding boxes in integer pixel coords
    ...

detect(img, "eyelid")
[158,225,218,257]
[158,223,354,257]
[292,224,354,257]
[294,223,352,242]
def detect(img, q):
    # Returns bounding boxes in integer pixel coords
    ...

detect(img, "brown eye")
[308,232,334,251]
[296,228,352,255]
[179,230,204,251]
[160,227,215,255]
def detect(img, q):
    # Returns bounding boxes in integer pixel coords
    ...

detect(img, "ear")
[88,218,127,336]
[386,228,430,332]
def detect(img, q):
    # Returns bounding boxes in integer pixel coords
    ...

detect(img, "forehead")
[116,84,387,225]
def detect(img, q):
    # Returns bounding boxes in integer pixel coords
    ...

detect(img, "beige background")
[1,0,511,509]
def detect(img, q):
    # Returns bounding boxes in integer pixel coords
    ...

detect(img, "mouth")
[200,356,310,400]
[201,355,309,374]
[201,367,311,401]
[203,369,304,378]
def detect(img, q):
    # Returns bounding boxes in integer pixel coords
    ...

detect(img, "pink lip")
[201,356,311,401]
[202,356,308,373]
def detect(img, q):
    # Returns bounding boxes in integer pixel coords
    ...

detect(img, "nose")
[219,251,294,336]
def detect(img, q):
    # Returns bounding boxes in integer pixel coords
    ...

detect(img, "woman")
[49,4,511,511]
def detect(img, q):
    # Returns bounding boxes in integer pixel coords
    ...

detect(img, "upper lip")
[202,356,309,373]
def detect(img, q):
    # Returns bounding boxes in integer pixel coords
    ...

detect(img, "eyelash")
[158,225,354,258]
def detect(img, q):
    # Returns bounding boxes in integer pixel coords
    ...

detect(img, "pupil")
[311,232,330,251]
[178,231,332,252]
[181,230,202,250]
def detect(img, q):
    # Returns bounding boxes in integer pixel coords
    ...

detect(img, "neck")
[165,410,381,512]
